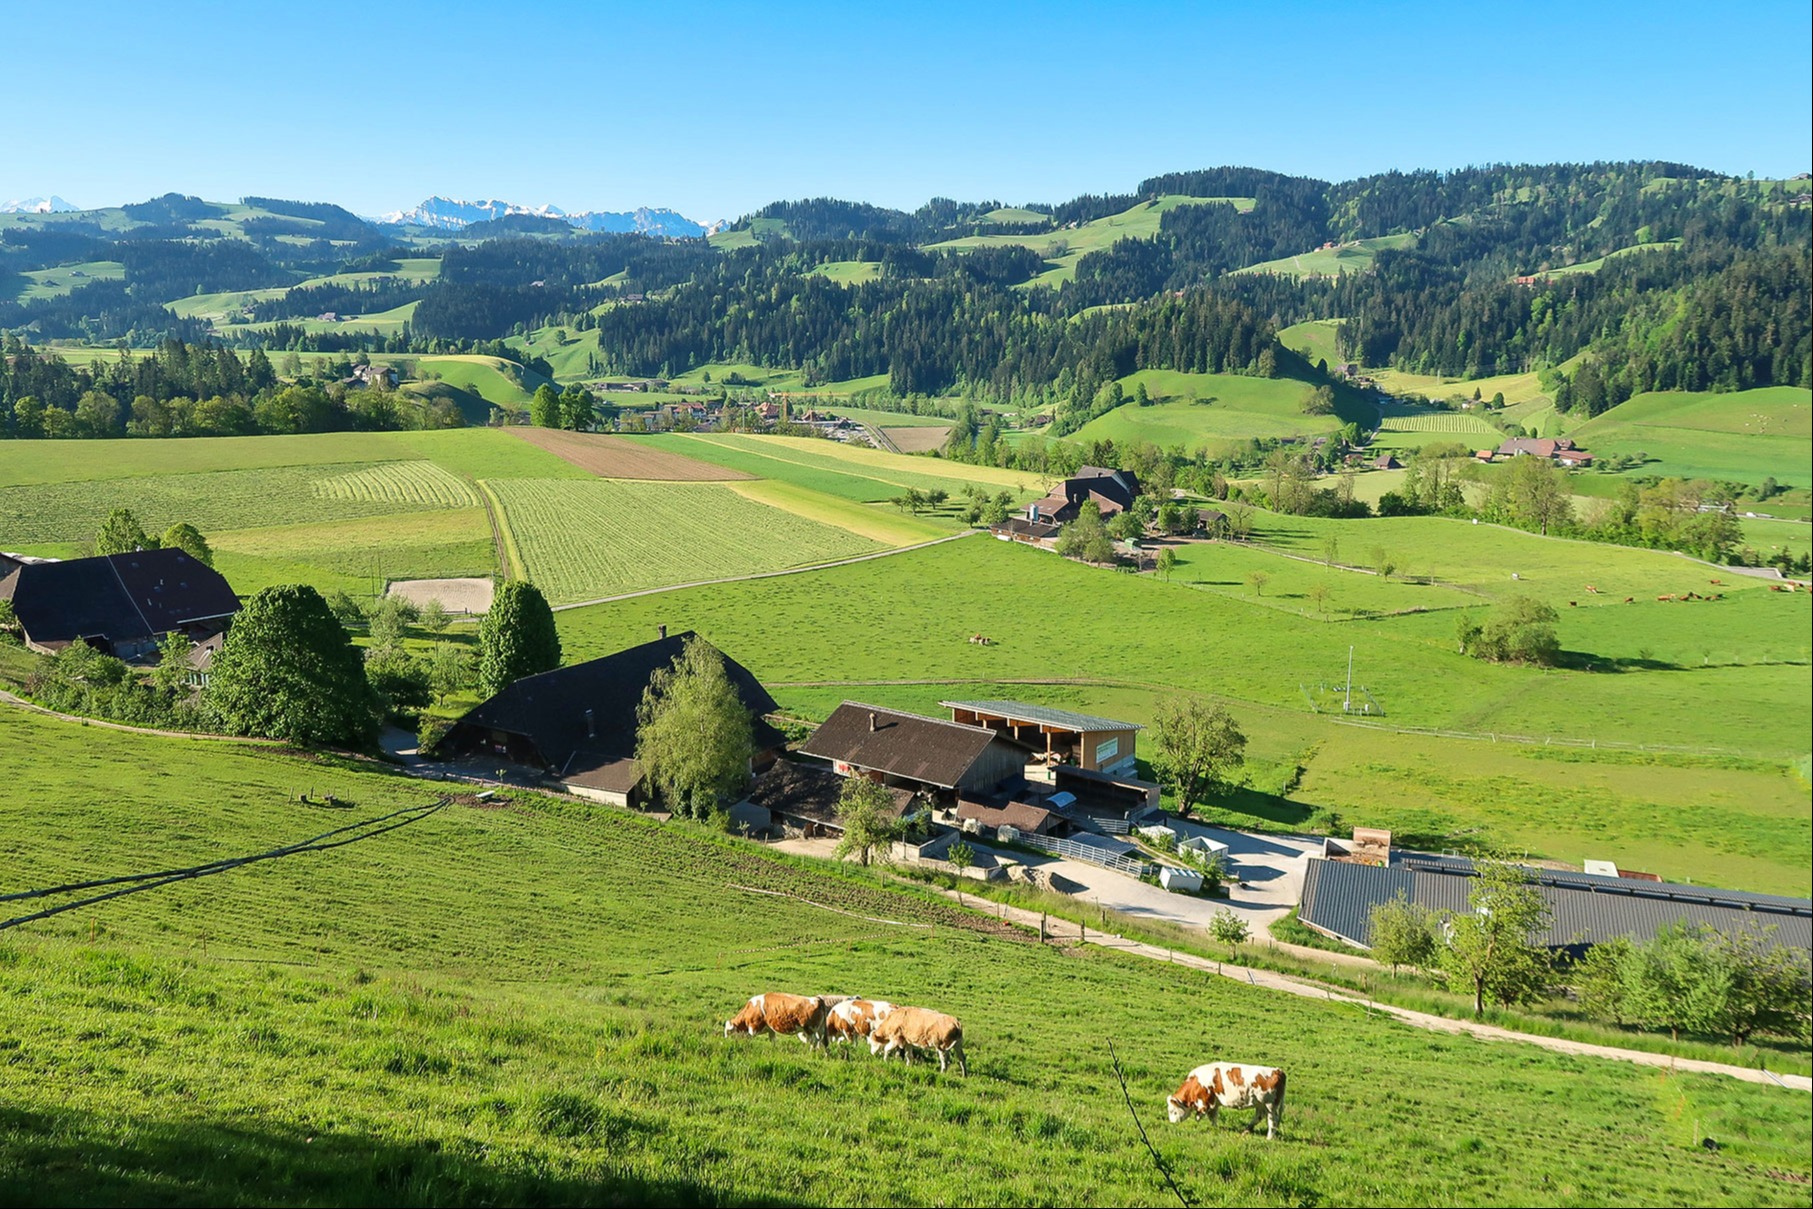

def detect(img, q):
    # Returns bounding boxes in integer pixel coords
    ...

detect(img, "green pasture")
[165,285,290,322]
[1370,366,1554,407]
[555,534,1809,890]
[488,478,881,604]
[1536,239,1681,277]
[1,711,1803,1206]
[1070,372,1345,452]
[926,195,1254,287]
[13,259,125,302]
[1740,515,1812,560]
[1231,233,1416,278]
[1161,538,1481,618]
[823,406,953,429]
[806,259,883,284]
[1276,319,1344,367]
[1565,387,1811,487]
[210,507,496,596]
[412,355,554,409]
[216,301,420,338]
[706,216,790,249]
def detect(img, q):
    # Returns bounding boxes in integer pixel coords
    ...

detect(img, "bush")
[416,714,454,759]
[1457,596,1560,666]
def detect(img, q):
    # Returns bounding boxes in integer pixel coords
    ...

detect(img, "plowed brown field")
[509,427,753,480]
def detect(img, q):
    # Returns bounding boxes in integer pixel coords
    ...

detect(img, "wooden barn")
[799,703,1031,803]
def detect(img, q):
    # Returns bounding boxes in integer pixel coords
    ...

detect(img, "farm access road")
[930,886,1813,1093]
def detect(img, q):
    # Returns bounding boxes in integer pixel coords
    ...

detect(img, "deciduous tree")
[1149,698,1247,817]
[633,637,754,819]
[207,584,380,747]
[476,580,561,696]
[833,776,903,866]
[159,522,212,566]
[1440,859,1553,1017]
[95,508,151,556]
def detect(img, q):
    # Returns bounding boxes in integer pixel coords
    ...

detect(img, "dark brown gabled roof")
[452,632,784,773]
[0,547,238,651]
[799,703,1026,790]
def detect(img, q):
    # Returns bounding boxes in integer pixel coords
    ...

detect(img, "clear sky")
[5,0,1809,221]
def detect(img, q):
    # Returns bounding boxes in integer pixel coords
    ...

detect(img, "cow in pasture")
[827,998,895,1047]
[723,992,830,1049]
[1623,597,1634,604]
[1166,1062,1287,1138]
[868,1006,967,1075]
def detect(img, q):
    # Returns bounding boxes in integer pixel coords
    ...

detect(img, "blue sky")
[5,0,1809,220]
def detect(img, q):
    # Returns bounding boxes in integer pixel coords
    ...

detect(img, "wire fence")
[1012,832,1152,879]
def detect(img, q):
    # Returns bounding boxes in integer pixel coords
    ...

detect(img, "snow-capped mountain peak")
[0,195,77,214]
[377,196,705,238]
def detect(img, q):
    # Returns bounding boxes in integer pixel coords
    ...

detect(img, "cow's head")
[867,1034,889,1058]
[1166,1095,1190,1124]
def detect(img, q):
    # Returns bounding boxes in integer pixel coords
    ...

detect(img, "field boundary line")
[550,530,979,611]
[474,478,522,579]
[727,883,933,929]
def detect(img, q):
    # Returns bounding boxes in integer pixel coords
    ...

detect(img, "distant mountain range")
[1,196,76,214]
[375,197,707,238]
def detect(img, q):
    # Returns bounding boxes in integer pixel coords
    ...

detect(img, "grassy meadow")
[0,710,1805,1206]
[926,195,1255,287]
[1230,234,1417,278]
[555,533,1809,894]
[1568,386,1812,486]
[1276,319,1344,367]
[1069,372,1351,452]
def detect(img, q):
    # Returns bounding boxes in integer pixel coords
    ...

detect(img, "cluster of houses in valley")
[1482,436,1593,467]
[601,393,869,443]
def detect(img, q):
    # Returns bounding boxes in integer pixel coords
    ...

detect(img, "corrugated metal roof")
[1299,858,1812,953]
[942,700,1141,734]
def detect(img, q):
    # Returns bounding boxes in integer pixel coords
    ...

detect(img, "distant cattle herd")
[724,990,1286,1136]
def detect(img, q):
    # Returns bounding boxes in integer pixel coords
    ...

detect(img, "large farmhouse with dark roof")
[441,631,786,805]
[1026,465,1142,524]
[799,702,1031,802]
[0,548,239,661]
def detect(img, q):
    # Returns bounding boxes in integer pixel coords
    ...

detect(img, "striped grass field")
[312,460,479,509]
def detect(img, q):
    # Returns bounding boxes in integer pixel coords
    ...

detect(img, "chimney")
[868,711,878,733]
[658,624,667,640]
[584,709,595,739]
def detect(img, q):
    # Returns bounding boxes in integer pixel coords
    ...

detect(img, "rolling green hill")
[1568,386,1812,485]
[1068,371,1358,451]
[1230,233,1417,278]
[926,195,1255,287]
[1534,239,1681,277]
[0,709,1805,1206]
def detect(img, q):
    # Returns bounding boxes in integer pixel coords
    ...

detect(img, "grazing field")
[1,710,1804,1206]
[725,479,948,545]
[414,355,555,409]
[1161,538,1482,617]
[14,259,125,301]
[821,406,954,428]
[1276,318,1344,367]
[1070,372,1346,451]
[1567,387,1812,486]
[926,195,1255,287]
[619,433,1041,508]
[557,534,1810,892]
[1369,366,1554,408]
[1536,239,1681,277]
[1230,233,1417,278]
[806,259,883,284]
[508,427,753,481]
[209,509,496,597]
[486,478,882,603]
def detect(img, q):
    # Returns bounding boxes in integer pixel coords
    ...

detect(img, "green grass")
[13,259,125,301]
[926,195,1255,287]
[1535,239,1681,277]
[1276,319,1344,368]
[0,709,1805,1206]
[1369,366,1554,408]
[1070,372,1348,452]
[486,478,882,603]
[555,534,1810,892]
[1567,387,1812,486]
[806,259,883,284]
[1162,540,1481,618]
[1231,234,1417,278]
[413,356,554,409]
[210,509,496,597]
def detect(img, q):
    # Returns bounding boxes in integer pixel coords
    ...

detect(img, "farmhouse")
[1298,850,1812,957]
[440,630,786,806]
[1372,454,1400,471]
[0,547,239,661]
[988,516,1060,547]
[1027,465,1142,524]
[942,699,1141,777]
[736,759,919,838]
[1555,448,1594,467]
[799,702,1031,803]
[345,364,399,390]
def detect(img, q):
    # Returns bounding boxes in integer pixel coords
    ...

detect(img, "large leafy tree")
[476,580,561,696]
[529,384,562,429]
[160,522,212,566]
[833,776,904,866]
[1148,697,1247,816]
[1055,500,1115,564]
[633,637,754,819]
[1456,595,1561,666]
[94,508,151,556]
[1440,859,1554,1017]
[207,584,380,747]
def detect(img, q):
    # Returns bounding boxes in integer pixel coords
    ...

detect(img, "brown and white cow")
[723,992,830,1049]
[1165,1062,1287,1138]
[868,1005,967,1075]
[827,998,895,1047]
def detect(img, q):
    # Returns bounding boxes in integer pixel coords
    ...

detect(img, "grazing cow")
[868,1006,967,1075]
[1623,597,1634,604]
[827,998,895,1049]
[723,992,830,1050]
[1166,1062,1287,1138]
[1585,584,1599,594]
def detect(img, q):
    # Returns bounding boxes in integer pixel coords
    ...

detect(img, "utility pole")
[1344,645,1354,714]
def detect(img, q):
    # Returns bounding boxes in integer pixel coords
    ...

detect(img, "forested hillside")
[4,164,1808,432]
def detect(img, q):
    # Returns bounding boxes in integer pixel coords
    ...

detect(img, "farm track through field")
[467,475,509,576]
[548,530,979,611]
[926,886,1813,1092]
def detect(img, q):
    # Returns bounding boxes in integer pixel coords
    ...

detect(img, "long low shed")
[1298,854,1812,956]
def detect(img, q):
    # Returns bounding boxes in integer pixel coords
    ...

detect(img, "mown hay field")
[1,710,1804,1207]
[508,427,753,481]
[1071,372,1349,450]
[487,478,882,604]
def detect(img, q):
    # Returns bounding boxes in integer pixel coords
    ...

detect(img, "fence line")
[1012,832,1152,878]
